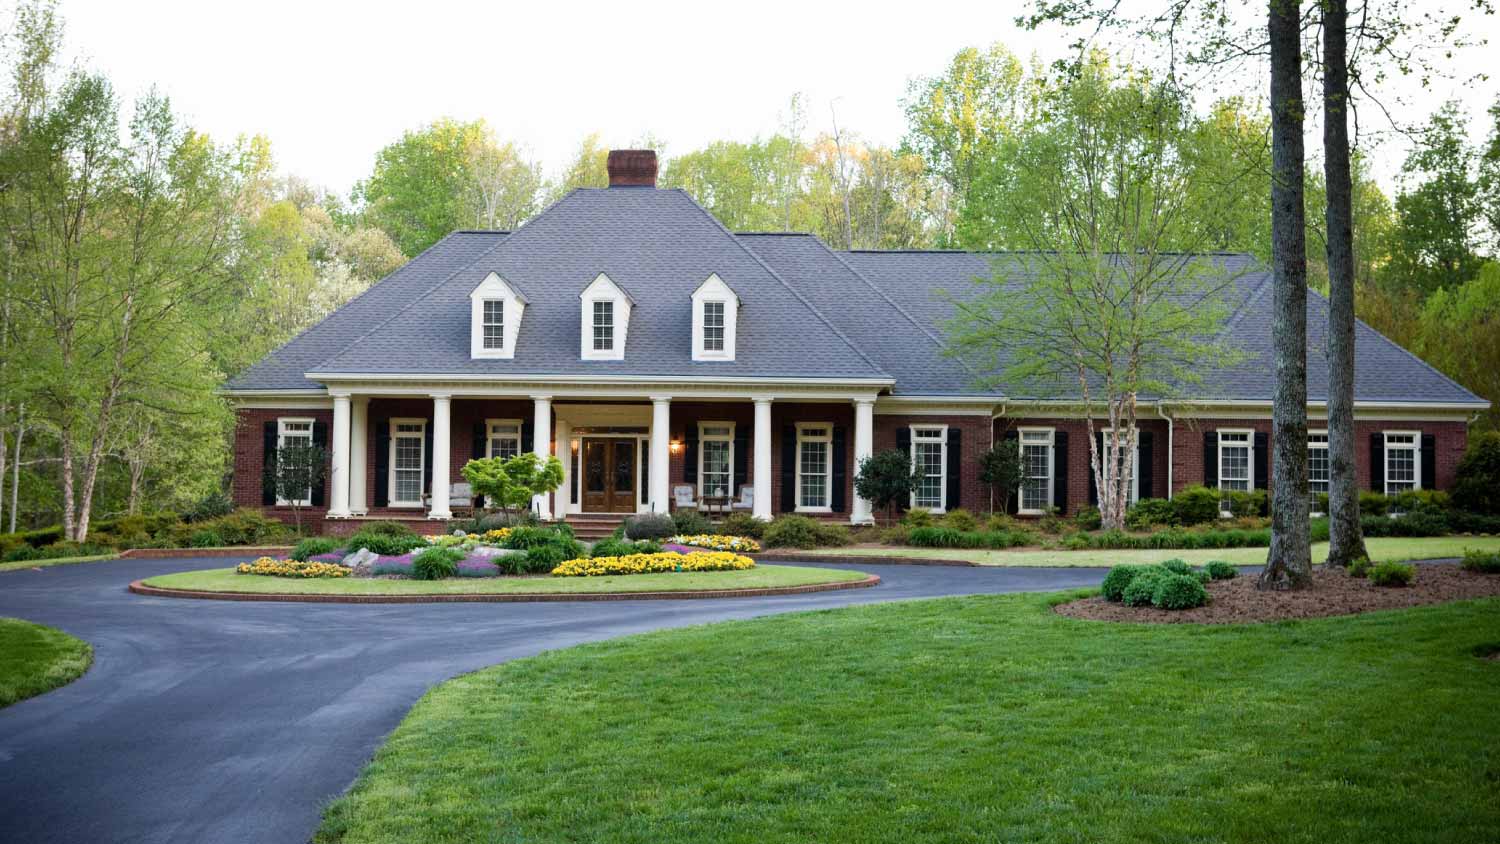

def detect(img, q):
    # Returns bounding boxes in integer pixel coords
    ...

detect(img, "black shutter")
[1420,434,1436,490]
[832,426,848,513]
[1088,432,1103,505]
[374,419,389,507]
[472,422,486,459]
[684,427,699,484]
[1051,430,1067,512]
[1002,429,1019,513]
[261,421,278,505]
[1138,431,1154,499]
[1369,432,1384,492]
[423,417,434,502]
[1252,432,1269,492]
[311,420,329,507]
[896,426,911,454]
[1204,431,1219,488]
[780,425,796,512]
[944,428,962,511]
[733,426,750,493]
[520,419,533,454]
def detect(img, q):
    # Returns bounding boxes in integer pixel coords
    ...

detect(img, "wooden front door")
[581,438,637,513]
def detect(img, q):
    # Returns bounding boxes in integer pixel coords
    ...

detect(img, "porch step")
[565,514,630,541]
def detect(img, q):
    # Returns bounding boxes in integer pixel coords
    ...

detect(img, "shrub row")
[1460,549,1500,574]
[1101,558,1236,610]
[904,526,1035,549]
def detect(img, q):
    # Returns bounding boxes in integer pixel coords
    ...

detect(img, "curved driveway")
[0,556,1104,844]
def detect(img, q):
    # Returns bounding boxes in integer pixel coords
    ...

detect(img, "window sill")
[387,502,423,509]
[795,506,833,514]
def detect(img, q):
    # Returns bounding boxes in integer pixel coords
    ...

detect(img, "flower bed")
[235,557,350,578]
[372,553,503,578]
[552,551,755,578]
[667,534,761,553]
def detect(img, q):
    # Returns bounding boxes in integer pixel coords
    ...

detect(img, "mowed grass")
[0,617,93,708]
[799,535,1500,567]
[0,553,118,573]
[143,564,869,595]
[317,591,1500,844]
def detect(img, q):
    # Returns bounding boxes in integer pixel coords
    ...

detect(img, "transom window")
[1018,428,1053,514]
[1307,431,1329,511]
[699,423,734,500]
[481,300,504,350]
[592,301,614,351]
[797,424,832,511]
[276,418,315,506]
[390,419,426,507]
[912,426,948,512]
[1384,432,1420,495]
[487,420,522,460]
[702,301,725,352]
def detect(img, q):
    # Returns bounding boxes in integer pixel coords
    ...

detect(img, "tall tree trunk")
[1260,0,1313,590]
[8,406,21,533]
[1322,0,1370,568]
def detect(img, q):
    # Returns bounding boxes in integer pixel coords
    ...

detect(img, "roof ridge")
[667,189,892,380]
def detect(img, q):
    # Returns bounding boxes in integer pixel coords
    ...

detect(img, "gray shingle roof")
[226,185,1483,408]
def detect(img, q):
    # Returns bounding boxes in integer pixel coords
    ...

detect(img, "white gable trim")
[469,272,525,360]
[691,273,739,361]
[580,272,630,361]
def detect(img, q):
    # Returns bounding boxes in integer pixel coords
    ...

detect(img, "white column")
[327,393,352,518]
[428,394,452,520]
[349,397,369,515]
[649,396,671,513]
[753,398,773,521]
[554,414,572,515]
[532,396,553,520]
[852,397,876,524]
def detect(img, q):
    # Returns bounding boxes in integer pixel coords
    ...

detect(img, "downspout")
[1156,401,1174,500]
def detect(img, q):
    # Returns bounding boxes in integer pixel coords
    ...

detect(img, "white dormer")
[691,273,739,361]
[470,272,526,359]
[580,272,632,360]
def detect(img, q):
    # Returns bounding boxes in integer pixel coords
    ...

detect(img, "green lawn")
[797,535,1500,567]
[143,564,869,595]
[0,553,119,573]
[0,618,93,708]
[317,591,1500,844]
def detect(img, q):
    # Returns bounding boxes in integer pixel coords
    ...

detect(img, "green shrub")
[1172,486,1222,525]
[1153,573,1209,609]
[1359,490,1390,517]
[344,529,427,557]
[985,513,1023,532]
[624,513,676,541]
[502,526,566,549]
[1101,565,1148,601]
[590,538,662,558]
[671,509,712,535]
[717,513,767,539]
[904,526,1033,549]
[901,508,934,528]
[188,508,295,545]
[2,542,112,562]
[188,529,225,548]
[522,544,568,573]
[1453,430,1500,515]
[292,537,341,561]
[1348,557,1372,578]
[1192,569,1213,584]
[1071,506,1103,531]
[182,490,234,523]
[762,515,850,549]
[1369,561,1415,587]
[412,546,462,580]
[1460,549,1500,573]
[1121,568,1171,607]
[1125,497,1178,529]
[1314,492,1330,515]
[1158,558,1191,576]
[476,511,537,531]
[359,520,418,537]
[1203,560,1238,580]
[1225,489,1268,518]
[1036,509,1066,535]
[941,508,978,532]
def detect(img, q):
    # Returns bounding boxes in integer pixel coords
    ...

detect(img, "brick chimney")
[607,149,657,187]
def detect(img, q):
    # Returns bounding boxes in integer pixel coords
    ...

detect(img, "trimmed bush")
[1203,560,1238,580]
[624,513,677,541]
[1172,486,1222,525]
[412,546,463,580]
[1158,558,1191,576]
[355,520,417,537]
[941,508,978,532]
[590,538,662,558]
[1125,497,1178,529]
[762,515,851,549]
[1121,568,1170,607]
[717,513,767,539]
[901,508,935,528]
[670,509,712,536]
[344,529,427,557]
[1101,564,1148,602]
[1460,549,1500,573]
[292,537,340,562]
[1359,490,1390,517]
[1,542,112,563]
[1369,561,1415,587]
[1153,573,1209,609]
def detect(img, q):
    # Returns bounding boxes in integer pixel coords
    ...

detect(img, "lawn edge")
[128,573,881,603]
[118,546,295,559]
[755,551,976,566]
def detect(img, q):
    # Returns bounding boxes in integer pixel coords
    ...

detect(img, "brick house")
[223,150,1488,536]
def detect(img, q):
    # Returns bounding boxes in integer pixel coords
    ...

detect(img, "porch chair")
[672,484,697,510]
[732,485,754,510]
[424,482,477,515]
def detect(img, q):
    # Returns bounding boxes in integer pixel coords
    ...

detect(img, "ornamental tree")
[262,441,328,533]
[977,445,1024,515]
[854,449,919,525]
[462,452,564,518]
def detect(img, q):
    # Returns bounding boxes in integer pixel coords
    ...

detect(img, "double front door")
[581,437,638,513]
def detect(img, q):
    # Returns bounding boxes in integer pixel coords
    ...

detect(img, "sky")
[50,0,1500,197]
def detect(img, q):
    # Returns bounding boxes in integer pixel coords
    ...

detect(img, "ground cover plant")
[0,618,93,708]
[313,591,1500,844]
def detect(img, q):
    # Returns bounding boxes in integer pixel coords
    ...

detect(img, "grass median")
[0,618,93,708]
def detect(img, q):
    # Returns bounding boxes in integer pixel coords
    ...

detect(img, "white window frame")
[910,425,950,513]
[1015,427,1053,516]
[795,423,833,513]
[1383,430,1422,496]
[275,417,316,506]
[697,422,736,503]
[691,273,739,361]
[1217,429,1254,516]
[388,418,427,509]
[1307,430,1329,514]
[469,272,525,359]
[580,272,630,360]
[485,418,523,461]
[1100,428,1140,505]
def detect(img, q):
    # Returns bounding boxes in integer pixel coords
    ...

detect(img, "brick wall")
[993,417,1171,515]
[232,407,334,529]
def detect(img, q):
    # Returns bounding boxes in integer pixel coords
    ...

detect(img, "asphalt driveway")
[0,556,1105,844]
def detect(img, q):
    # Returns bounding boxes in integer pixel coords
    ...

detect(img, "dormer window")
[470,272,525,359]
[580,272,631,360]
[692,273,739,361]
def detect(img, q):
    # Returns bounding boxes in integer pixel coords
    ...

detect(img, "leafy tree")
[1451,430,1500,515]
[263,441,327,533]
[853,450,919,525]
[977,445,1024,515]
[549,133,610,200]
[461,453,564,518]
[1414,262,1500,430]
[1385,101,1487,296]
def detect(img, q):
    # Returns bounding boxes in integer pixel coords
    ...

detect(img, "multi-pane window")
[797,425,831,510]
[391,420,426,506]
[702,301,725,352]
[592,300,614,351]
[481,300,504,350]
[1307,432,1329,509]
[699,424,734,499]
[276,418,314,506]
[912,426,948,511]
[1218,430,1253,515]
[487,421,522,460]
[1018,428,1053,513]
[1384,432,1419,494]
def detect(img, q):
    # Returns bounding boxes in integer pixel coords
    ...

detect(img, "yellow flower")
[551,551,755,577]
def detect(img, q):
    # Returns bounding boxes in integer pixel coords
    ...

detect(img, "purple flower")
[661,544,695,554]
[308,551,347,564]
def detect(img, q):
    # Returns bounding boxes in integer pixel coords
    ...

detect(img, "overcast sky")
[54,0,1500,197]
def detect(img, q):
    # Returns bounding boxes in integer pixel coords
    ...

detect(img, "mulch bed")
[1055,564,1500,624]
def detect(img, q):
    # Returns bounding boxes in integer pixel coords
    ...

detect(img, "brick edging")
[754,552,977,567]
[127,574,881,604]
[119,547,295,559]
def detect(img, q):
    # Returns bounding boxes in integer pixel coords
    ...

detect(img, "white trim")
[697,421,736,504]
[795,422,834,513]
[580,273,630,360]
[1216,429,1255,514]
[1014,426,1053,515]
[275,417,316,506]
[691,274,740,361]
[484,418,524,460]
[910,424,950,514]
[387,417,427,508]
[306,372,894,389]
[1382,430,1422,495]
[1306,429,1330,514]
[469,272,524,360]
